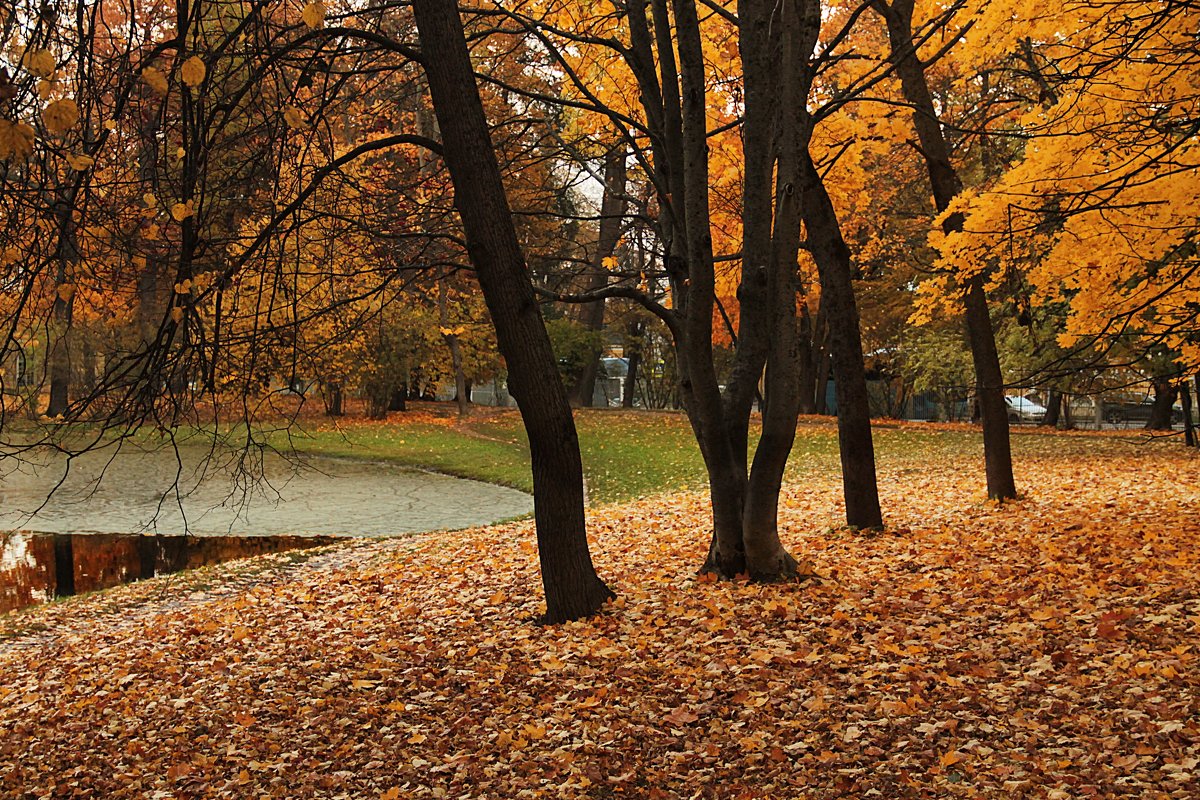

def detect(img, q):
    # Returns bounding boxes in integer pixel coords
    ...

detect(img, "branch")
[534,284,681,340]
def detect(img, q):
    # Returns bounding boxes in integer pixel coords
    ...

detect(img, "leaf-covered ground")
[2,434,1198,798]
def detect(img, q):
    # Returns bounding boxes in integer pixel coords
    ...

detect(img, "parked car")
[1005,395,1048,423]
[1101,399,1183,426]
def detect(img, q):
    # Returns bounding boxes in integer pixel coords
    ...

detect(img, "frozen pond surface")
[0,443,533,538]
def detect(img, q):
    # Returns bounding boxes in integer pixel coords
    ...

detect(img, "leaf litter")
[1,436,1198,798]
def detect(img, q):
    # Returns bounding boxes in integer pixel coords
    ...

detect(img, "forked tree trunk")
[413,0,613,623]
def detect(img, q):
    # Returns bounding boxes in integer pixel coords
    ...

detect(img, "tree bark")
[413,0,613,623]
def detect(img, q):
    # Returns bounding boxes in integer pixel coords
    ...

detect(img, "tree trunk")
[438,277,470,418]
[742,0,815,577]
[324,382,343,417]
[46,211,79,419]
[571,146,627,407]
[622,319,643,408]
[1042,388,1061,427]
[965,278,1017,498]
[1145,379,1178,430]
[413,0,613,623]
[800,153,883,529]
[1181,381,1195,446]
[878,0,1017,500]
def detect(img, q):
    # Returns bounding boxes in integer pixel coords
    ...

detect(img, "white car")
[1005,395,1048,423]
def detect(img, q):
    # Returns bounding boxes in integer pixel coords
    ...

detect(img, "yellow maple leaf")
[42,99,79,136]
[170,201,195,222]
[20,48,55,79]
[141,67,169,96]
[302,2,326,29]
[65,152,93,171]
[283,106,307,128]
[180,56,206,89]
[0,119,36,161]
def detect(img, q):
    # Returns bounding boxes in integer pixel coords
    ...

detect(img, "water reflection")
[1,531,336,614]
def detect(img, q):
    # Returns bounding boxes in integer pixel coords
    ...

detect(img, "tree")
[516,0,884,581]
[873,0,1017,500]
[410,0,614,623]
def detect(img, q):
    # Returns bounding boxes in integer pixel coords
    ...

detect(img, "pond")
[1,442,533,613]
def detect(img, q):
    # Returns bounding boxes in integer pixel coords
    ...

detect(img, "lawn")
[264,403,1160,504]
[2,417,1197,798]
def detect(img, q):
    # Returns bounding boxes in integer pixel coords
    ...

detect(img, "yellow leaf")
[302,2,326,29]
[142,192,158,208]
[42,99,79,136]
[283,106,306,128]
[350,679,377,689]
[170,201,195,222]
[171,307,184,324]
[56,283,75,302]
[0,119,36,161]
[66,152,93,171]
[20,48,55,79]
[180,56,206,88]
[103,119,117,131]
[141,67,168,96]
[380,790,401,800]
[488,589,506,604]
[939,750,966,768]
[37,80,53,100]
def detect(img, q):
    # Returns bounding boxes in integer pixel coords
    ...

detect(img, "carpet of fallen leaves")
[2,435,1199,799]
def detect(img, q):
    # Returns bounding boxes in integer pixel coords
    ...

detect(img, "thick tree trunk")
[571,146,627,408]
[413,0,613,623]
[1145,379,1178,430]
[878,0,1017,500]
[800,154,883,529]
[741,0,813,578]
[666,0,749,578]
